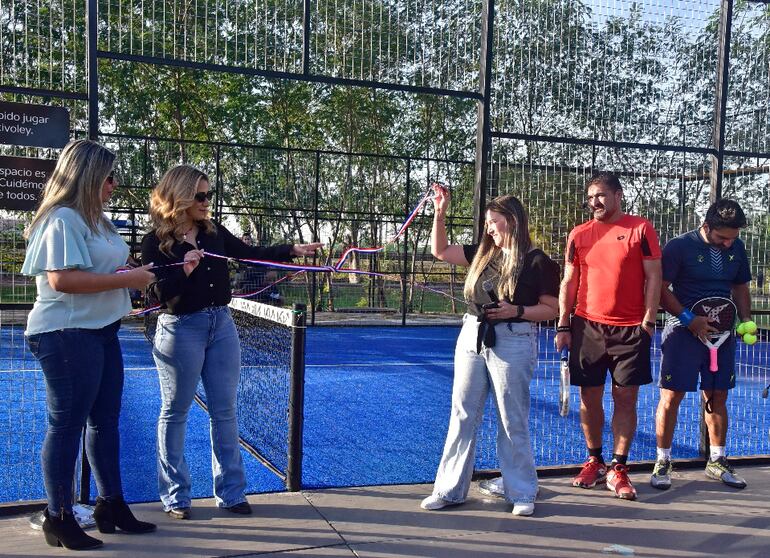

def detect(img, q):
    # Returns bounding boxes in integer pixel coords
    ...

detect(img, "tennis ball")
[736,322,747,335]
[743,333,757,345]
[743,320,758,335]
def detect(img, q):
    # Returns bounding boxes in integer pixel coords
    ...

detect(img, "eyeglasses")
[106,172,115,185]
[193,191,215,202]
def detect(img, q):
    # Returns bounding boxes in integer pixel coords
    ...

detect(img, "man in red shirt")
[555,172,662,500]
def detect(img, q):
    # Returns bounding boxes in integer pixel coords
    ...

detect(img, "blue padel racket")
[690,296,737,372]
[559,347,570,416]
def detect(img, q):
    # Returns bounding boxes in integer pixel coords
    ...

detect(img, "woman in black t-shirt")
[420,184,559,517]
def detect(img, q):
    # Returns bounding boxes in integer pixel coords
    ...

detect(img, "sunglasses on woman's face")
[106,172,115,185]
[193,191,215,202]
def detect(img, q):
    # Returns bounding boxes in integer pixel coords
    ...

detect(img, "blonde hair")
[464,195,532,301]
[25,139,116,239]
[149,164,216,256]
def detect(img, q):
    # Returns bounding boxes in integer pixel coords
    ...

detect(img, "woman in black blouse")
[420,184,559,517]
[141,164,320,519]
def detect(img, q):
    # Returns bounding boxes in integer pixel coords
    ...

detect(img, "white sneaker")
[420,495,454,510]
[512,502,535,516]
[477,477,505,498]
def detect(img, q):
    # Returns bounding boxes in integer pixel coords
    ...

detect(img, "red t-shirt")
[566,214,661,326]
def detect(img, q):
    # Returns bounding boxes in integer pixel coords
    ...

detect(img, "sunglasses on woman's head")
[193,191,215,202]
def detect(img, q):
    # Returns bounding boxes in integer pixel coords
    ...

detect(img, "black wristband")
[515,304,525,319]
[556,325,571,333]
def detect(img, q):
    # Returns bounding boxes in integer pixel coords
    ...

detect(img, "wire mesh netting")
[0,0,86,93]
[0,306,46,503]
[490,140,716,252]
[491,0,721,147]
[311,0,481,90]
[475,326,770,470]
[1,0,769,506]
[726,3,770,155]
[722,158,770,316]
[99,0,305,73]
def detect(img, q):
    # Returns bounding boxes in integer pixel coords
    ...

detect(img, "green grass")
[0,286,35,304]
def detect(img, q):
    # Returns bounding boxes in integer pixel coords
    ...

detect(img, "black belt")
[476,315,497,354]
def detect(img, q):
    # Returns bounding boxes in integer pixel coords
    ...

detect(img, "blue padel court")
[1,321,769,505]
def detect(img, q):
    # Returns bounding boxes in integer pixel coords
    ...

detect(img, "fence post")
[311,152,320,326]
[402,159,411,325]
[78,0,99,508]
[214,145,223,221]
[286,303,307,491]
[701,0,734,459]
[473,0,495,243]
[709,0,733,204]
[86,0,98,140]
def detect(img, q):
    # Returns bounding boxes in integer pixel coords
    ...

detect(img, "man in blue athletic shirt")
[651,199,752,490]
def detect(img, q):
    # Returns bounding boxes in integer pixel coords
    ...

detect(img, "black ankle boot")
[42,508,103,550]
[93,496,157,534]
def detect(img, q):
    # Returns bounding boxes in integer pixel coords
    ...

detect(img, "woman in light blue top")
[22,140,157,551]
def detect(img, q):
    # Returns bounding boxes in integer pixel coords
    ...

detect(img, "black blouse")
[462,245,560,320]
[140,221,293,315]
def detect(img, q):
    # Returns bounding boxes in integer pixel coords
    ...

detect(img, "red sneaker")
[606,463,637,500]
[572,457,607,488]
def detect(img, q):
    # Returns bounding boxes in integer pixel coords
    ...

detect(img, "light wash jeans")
[152,306,247,511]
[431,315,538,505]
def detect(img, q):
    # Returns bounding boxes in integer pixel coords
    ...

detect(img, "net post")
[286,303,307,491]
[78,428,91,504]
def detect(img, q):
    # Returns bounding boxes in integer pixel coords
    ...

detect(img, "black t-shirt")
[462,245,560,320]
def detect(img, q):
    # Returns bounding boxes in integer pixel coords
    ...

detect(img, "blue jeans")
[432,316,538,505]
[26,321,124,514]
[152,306,246,510]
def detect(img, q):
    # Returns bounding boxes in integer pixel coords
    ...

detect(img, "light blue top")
[21,206,131,335]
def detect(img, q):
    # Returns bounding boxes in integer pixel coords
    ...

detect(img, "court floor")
[1,322,768,506]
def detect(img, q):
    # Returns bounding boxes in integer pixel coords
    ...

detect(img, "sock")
[611,453,628,465]
[588,447,603,463]
[710,445,726,461]
[656,447,672,462]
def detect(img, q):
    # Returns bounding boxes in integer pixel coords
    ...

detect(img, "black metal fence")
[1,0,768,318]
[0,0,769,508]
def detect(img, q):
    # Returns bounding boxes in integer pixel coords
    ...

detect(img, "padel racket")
[559,347,570,416]
[690,296,737,372]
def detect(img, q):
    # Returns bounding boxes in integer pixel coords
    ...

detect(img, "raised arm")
[431,183,469,266]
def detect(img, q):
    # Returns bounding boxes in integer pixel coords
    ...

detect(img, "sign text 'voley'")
[0,101,69,148]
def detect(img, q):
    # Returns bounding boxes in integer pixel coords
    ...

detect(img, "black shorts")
[569,315,652,387]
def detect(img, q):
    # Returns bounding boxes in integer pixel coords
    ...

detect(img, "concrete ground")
[2,465,768,558]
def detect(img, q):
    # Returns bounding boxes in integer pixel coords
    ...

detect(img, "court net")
[145,298,307,490]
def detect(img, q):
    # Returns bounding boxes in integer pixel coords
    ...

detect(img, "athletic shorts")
[569,315,652,387]
[659,323,736,392]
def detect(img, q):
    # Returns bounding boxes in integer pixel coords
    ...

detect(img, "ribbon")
[130,184,438,316]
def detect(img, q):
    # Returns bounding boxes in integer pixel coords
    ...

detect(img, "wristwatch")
[514,304,525,319]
